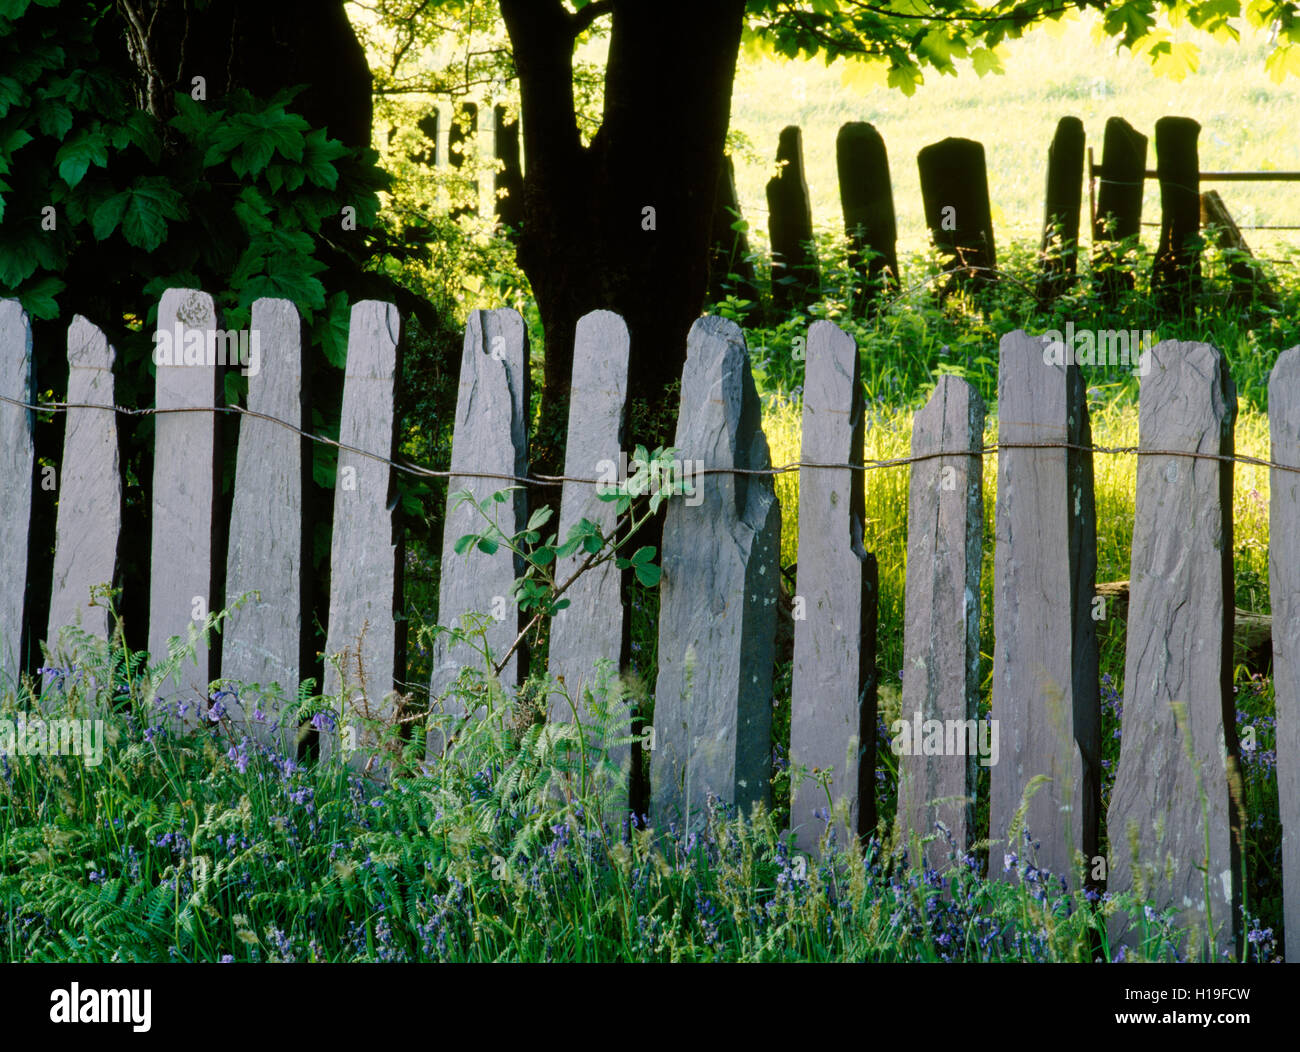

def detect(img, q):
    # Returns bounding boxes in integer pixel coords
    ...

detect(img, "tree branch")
[569,0,614,37]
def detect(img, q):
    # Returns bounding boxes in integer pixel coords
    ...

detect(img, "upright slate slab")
[836,122,898,301]
[1093,117,1148,304]
[898,376,984,872]
[766,126,819,311]
[224,298,306,751]
[1108,340,1239,960]
[991,330,1100,884]
[1036,116,1085,305]
[427,309,529,757]
[46,317,121,666]
[148,289,221,729]
[1150,116,1202,309]
[323,301,401,766]
[548,311,630,773]
[918,137,996,291]
[789,320,877,852]
[494,104,524,232]
[651,316,781,827]
[0,299,33,684]
[709,154,760,306]
[1270,347,1300,963]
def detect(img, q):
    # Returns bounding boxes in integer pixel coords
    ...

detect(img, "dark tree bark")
[117,0,372,150]
[500,0,747,471]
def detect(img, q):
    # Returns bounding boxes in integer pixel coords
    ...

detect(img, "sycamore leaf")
[91,191,129,241]
[16,273,63,320]
[1266,43,1300,83]
[55,126,107,187]
[1151,39,1200,81]
[119,176,186,251]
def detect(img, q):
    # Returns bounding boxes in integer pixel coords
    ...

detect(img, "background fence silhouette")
[1,292,1297,961]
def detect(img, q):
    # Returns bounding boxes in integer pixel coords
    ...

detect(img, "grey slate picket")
[0,299,33,684]
[651,316,780,827]
[427,309,529,757]
[898,375,985,871]
[990,329,1100,885]
[46,317,121,671]
[547,310,632,781]
[1270,346,1300,964]
[322,301,402,768]
[789,319,876,851]
[148,289,221,729]
[224,298,306,750]
[1107,340,1239,959]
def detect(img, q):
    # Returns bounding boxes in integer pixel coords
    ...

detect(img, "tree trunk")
[117,0,372,150]
[501,0,746,472]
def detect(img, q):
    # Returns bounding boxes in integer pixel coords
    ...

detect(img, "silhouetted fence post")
[837,121,898,306]
[494,104,524,233]
[1092,117,1147,304]
[1037,116,1085,305]
[709,153,760,308]
[1150,116,1202,310]
[918,137,996,293]
[766,125,819,312]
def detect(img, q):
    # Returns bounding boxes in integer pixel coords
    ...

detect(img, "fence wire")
[3,392,1299,483]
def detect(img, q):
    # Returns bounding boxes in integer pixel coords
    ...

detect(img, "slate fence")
[1,291,1299,962]
[721,113,1286,312]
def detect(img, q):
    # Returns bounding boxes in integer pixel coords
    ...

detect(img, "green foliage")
[3,592,1281,962]
[744,0,1300,96]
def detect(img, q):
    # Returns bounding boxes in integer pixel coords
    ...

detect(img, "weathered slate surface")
[0,299,33,684]
[898,375,985,872]
[1036,116,1085,305]
[46,317,121,665]
[427,309,529,757]
[148,289,220,729]
[1108,340,1239,960]
[1270,346,1300,963]
[224,298,305,750]
[766,125,819,310]
[548,311,630,772]
[991,330,1100,884]
[323,301,402,766]
[790,319,876,852]
[836,122,898,301]
[651,316,781,827]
